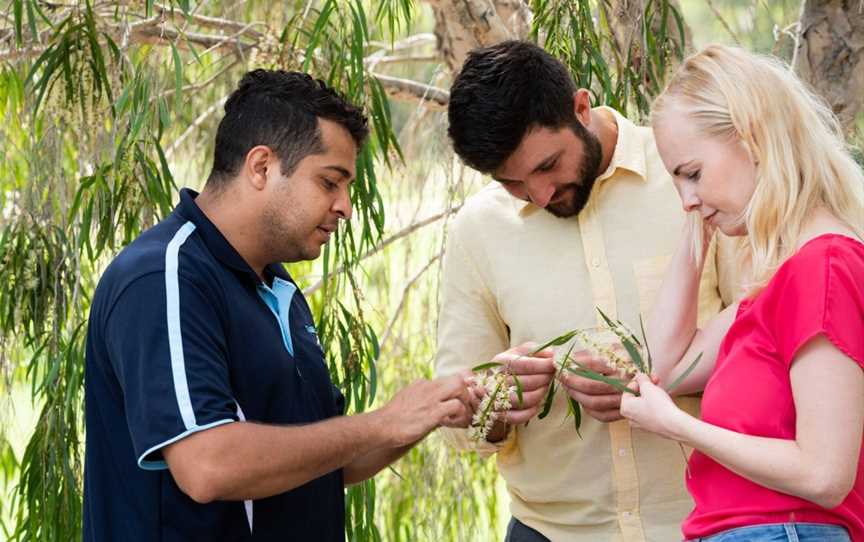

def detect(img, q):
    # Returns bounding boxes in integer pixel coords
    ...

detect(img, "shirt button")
[618,448,626,456]
[622,511,633,518]
[591,257,601,268]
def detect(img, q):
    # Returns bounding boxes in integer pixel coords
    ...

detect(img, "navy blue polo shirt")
[83,188,346,542]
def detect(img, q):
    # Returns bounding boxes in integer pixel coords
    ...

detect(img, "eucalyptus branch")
[367,33,436,52]
[704,0,741,46]
[127,23,258,54]
[378,250,443,353]
[372,73,449,110]
[164,95,228,159]
[148,3,265,38]
[367,54,439,66]
[1,21,258,63]
[154,57,240,102]
[0,45,48,62]
[303,205,461,296]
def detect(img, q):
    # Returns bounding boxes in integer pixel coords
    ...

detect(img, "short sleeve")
[776,237,864,368]
[105,272,238,470]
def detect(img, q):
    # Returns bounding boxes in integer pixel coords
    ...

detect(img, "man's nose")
[525,180,556,208]
[333,187,353,220]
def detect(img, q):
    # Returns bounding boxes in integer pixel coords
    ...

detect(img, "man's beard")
[545,125,604,219]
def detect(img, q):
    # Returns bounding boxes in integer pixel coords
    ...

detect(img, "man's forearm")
[344,443,415,485]
[165,412,391,503]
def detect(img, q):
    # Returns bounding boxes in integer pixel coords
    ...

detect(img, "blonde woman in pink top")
[619,45,864,541]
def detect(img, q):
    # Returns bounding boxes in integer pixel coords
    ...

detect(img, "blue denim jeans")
[687,523,850,542]
[505,518,550,542]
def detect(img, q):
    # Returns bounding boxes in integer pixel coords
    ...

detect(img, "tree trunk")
[424,0,532,72]
[795,0,864,135]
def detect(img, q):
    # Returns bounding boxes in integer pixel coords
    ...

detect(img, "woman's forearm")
[647,223,708,381]
[673,411,853,508]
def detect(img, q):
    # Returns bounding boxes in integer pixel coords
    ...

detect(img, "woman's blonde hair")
[651,44,864,294]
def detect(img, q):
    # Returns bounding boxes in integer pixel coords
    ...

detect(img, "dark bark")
[795,0,864,134]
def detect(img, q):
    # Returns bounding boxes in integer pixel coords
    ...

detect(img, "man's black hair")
[207,70,369,186]
[448,40,577,173]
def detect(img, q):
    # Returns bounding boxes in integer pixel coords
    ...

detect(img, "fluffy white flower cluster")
[467,369,516,443]
[572,328,639,375]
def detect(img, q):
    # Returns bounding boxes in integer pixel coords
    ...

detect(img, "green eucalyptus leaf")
[620,337,646,374]
[639,314,654,374]
[568,397,582,438]
[567,365,637,395]
[665,352,704,395]
[530,329,579,355]
[512,373,524,408]
[471,361,503,372]
[539,341,577,420]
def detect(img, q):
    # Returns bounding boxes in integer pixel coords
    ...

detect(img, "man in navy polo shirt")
[83,70,472,541]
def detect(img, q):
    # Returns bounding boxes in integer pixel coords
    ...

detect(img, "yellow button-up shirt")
[436,108,737,541]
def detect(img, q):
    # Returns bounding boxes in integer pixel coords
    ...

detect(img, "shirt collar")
[174,188,293,286]
[594,106,648,183]
[514,106,649,216]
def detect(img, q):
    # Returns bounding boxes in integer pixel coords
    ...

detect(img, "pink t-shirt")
[682,234,864,540]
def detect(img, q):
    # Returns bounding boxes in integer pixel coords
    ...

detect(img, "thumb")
[634,373,656,395]
[635,373,652,385]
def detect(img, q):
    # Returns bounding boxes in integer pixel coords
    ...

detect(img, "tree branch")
[378,250,444,352]
[704,0,742,46]
[303,205,462,296]
[127,23,257,54]
[367,33,437,52]
[148,3,265,38]
[164,95,228,159]
[372,73,449,110]
[367,54,439,66]
[154,57,240,101]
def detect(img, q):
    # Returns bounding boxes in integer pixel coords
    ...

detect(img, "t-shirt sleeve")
[777,239,864,368]
[105,272,238,470]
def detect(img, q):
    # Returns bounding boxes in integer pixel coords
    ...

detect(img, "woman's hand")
[620,373,690,441]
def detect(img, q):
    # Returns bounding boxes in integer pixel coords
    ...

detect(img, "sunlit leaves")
[530,0,686,118]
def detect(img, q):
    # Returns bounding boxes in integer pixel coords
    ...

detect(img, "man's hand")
[468,342,556,441]
[375,374,472,447]
[558,348,627,423]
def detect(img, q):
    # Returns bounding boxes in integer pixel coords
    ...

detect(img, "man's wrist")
[364,410,396,448]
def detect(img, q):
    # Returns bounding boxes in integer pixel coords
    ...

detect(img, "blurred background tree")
[0,0,861,541]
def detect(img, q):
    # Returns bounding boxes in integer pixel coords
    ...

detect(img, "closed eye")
[685,170,701,181]
[321,178,338,191]
[537,160,557,173]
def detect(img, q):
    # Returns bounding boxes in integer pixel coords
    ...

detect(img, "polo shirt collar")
[515,106,648,216]
[174,188,292,286]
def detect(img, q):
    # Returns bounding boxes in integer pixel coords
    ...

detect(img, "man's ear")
[243,145,274,191]
[572,89,592,127]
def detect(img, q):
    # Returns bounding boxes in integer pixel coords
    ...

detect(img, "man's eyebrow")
[673,160,695,176]
[530,150,563,174]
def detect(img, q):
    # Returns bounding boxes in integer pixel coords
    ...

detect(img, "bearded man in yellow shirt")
[436,40,738,542]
